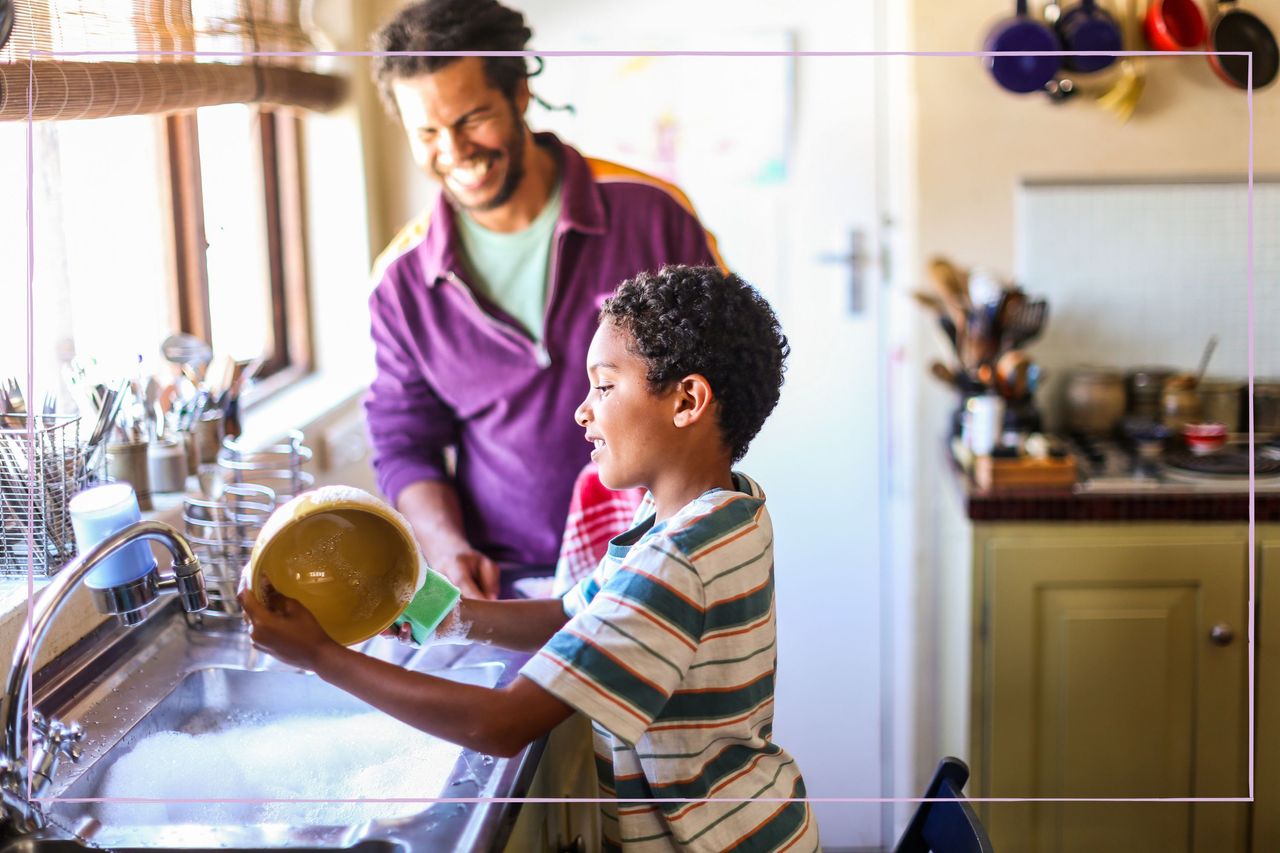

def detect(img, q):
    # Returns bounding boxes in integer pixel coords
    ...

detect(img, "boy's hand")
[378,600,467,646]
[238,584,337,671]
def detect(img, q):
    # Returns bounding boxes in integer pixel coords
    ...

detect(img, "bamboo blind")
[0,1,345,120]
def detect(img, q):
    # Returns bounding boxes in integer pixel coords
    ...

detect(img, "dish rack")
[218,430,314,507]
[182,430,313,625]
[0,416,102,578]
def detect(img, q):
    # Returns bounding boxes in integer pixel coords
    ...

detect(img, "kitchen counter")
[965,485,1280,522]
[949,441,1280,522]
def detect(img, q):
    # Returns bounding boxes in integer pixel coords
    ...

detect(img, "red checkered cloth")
[551,463,647,596]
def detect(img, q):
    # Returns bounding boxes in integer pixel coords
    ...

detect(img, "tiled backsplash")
[1017,180,1279,430]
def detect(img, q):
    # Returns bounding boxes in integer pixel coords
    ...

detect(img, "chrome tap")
[0,520,207,832]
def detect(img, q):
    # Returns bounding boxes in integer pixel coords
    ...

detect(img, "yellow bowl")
[246,486,422,646]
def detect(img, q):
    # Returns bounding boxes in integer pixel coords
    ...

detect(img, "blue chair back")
[892,756,994,853]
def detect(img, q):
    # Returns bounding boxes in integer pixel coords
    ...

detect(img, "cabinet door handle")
[1210,623,1235,646]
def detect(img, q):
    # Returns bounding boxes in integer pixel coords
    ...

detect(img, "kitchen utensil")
[1003,299,1048,349]
[1208,1,1279,89]
[1057,0,1124,72]
[246,486,438,646]
[930,361,959,386]
[1184,422,1229,455]
[1096,0,1147,121]
[961,301,1003,375]
[1125,367,1175,420]
[194,409,225,466]
[1043,75,1079,102]
[964,394,1006,456]
[1040,0,1080,102]
[104,439,152,511]
[1145,0,1208,49]
[1194,334,1219,386]
[927,257,971,325]
[1255,381,1280,433]
[160,333,213,376]
[1161,373,1203,432]
[1123,418,1172,460]
[985,0,1062,94]
[1198,379,1244,432]
[1064,367,1127,436]
[147,437,187,494]
[995,350,1038,400]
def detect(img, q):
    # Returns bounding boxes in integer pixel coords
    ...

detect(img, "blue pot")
[986,0,1062,94]
[1057,0,1124,73]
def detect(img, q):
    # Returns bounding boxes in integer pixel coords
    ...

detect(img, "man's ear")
[513,78,531,116]
[672,374,715,429]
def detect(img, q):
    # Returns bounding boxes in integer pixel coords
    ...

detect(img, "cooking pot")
[986,0,1062,93]
[1064,367,1127,436]
[1145,0,1208,50]
[1057,0,1124,72]
[1208,1,1279,89]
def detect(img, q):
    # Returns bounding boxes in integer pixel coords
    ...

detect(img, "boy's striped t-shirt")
[519,473,820,852]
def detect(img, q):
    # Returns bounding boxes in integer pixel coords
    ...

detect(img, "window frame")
[162,106,313,408]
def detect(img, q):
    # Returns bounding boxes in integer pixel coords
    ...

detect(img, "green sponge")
[393,569,461,645]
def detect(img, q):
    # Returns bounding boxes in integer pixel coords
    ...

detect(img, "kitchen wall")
[1021,180,1280,428]
[907,0,1280,800]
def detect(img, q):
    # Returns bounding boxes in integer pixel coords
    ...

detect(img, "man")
[365,0,721,599]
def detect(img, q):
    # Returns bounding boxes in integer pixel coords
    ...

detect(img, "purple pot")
[1058,0,1124,73]
[986,0,1062,94]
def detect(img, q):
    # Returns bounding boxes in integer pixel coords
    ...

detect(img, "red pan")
[1208,1,1279,89]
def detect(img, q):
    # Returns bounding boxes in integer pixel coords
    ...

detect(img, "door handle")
[1209,623,1234,646]
[816,228,867,316]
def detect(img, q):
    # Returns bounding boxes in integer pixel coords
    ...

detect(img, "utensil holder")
[183,482,275,622]
[105,439,152,511]
[147,437,188,494]
[218,430,313,507]
[195,410,225,466]
[0,415,99,577]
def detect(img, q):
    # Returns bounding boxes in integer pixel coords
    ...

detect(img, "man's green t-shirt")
[454,179,563,343]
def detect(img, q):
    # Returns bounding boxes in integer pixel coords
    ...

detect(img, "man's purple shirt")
[365,133,717,566]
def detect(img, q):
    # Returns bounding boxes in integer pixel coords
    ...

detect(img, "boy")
[240,265,820,851]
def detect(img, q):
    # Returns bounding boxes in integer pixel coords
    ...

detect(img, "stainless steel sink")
[1,602,540,851]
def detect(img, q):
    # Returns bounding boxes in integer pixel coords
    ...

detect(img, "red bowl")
[1184,422,1228,454]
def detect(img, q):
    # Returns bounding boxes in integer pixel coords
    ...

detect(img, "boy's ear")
[672,374,714,429]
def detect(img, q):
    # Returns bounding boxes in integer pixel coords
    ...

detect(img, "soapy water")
[93,710,465,826]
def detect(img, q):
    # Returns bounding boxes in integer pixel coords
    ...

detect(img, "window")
[0,107,312,408]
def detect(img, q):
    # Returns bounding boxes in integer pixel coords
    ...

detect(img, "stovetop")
[1071,434,1280,493]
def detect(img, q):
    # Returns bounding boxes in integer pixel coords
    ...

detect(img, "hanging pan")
[1208,1,1279,89]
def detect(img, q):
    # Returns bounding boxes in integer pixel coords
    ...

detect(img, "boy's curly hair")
[600,266,789,464]
[371,0,533,116]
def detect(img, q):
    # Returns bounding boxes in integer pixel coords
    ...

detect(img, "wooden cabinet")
[970,525,1250,853]
[1253,532,1280,853]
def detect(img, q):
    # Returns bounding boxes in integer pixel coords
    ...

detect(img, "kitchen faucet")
[0,520,208,833]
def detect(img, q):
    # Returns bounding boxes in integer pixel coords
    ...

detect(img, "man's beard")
[439,107,527,214]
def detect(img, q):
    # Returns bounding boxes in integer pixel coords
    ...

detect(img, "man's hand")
[395,481,501,600]
[238,585,339,671]
[436,550,500,600]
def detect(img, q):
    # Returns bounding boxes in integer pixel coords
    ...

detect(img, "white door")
[525,2,886,846]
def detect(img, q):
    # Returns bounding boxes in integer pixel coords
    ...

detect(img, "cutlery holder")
[0,415,103,577]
